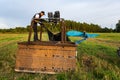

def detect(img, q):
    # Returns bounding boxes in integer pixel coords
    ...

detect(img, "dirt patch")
[81,54,97,71]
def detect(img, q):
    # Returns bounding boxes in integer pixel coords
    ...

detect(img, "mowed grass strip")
[88,33,120,48]
[97,33,120,41]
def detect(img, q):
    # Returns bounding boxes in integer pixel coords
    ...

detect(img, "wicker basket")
[15,41,77,74]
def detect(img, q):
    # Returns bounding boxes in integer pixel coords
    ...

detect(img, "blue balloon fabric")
[66,30,99,44]
[66,30,83,36]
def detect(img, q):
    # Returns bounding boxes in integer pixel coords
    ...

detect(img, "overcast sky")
[0,0,120,29]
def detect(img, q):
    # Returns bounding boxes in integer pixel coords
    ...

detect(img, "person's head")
[40,11,45,16]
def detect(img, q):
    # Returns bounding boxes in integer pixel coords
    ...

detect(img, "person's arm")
[34,14,47,23]
[33,14,40,22]
[34,14,40,19]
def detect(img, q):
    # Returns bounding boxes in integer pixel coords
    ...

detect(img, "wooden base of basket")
[15,41,77,74]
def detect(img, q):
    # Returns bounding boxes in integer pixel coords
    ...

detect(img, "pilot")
[31,11,45,41]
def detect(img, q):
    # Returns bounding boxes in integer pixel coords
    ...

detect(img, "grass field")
[0,33,120,80]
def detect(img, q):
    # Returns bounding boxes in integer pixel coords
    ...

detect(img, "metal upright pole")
[61,20,66,43]
[63,20,67,42]
[40,25,43,41]
[28,23,33,43]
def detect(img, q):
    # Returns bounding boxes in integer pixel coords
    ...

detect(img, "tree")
[116,20,120,32]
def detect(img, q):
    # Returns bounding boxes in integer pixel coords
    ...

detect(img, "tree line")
[0,20,120,33]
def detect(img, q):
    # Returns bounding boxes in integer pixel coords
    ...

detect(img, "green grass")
[0,33,120,80]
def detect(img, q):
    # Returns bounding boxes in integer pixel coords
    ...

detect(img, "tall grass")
[0,33,120,80]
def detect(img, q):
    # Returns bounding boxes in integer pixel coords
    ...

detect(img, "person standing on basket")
[31,11,45,41]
